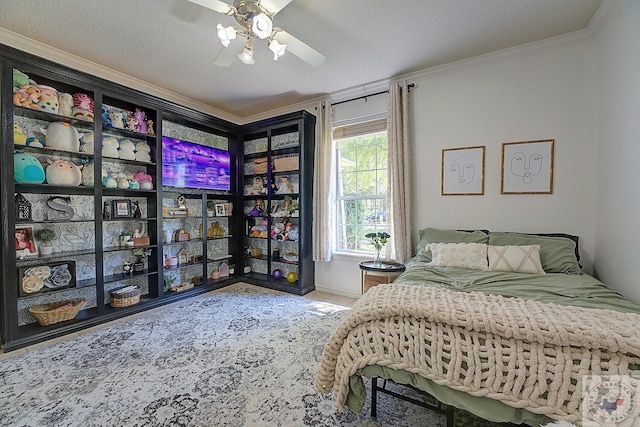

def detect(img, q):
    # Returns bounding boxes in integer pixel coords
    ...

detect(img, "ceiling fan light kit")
[189,0,325,66]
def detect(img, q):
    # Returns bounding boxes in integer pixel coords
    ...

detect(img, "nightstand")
[359,261,406,294]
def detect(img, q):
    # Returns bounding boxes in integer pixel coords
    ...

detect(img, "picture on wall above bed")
[441,145,485,195]
[501,139,554,194]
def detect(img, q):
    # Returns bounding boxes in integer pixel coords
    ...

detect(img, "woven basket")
[110,286,141,308]
[250,158,269,174]
[273,155,299,172]
[28,298,87,326]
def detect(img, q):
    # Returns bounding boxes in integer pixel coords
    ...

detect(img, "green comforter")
[348,256,640,426]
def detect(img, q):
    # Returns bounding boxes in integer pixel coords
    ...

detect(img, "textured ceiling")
[0,0,602,120]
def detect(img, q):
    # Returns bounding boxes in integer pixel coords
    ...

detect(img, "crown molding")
[586,0,621,37]
[0,28,242,124]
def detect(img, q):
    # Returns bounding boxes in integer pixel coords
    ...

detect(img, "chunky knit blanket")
[315,284,640,425]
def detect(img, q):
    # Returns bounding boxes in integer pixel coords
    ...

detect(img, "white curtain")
[312,98,336,262]
[387,81,412,262]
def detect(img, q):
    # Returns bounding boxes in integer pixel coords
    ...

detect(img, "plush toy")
[41,122,83,152]
[58,92,74,116]
[108,111,124,129]
[36,85,59,114]
[14,124,27,145]
[118,138,136,160]
[72,93,94,121]
[26,137,44,148]
[125,115,138,132]
[14,153,45,184]
[134,109,147,134]
[146,119,155,136]
[101,105,112,127]
[134,141,151,162]
[116,172,130,189]
[81,162,95,187]
[134,171,153,190]
[128,179,140,190]
[13,83,42,110]
[45,159,82,186]
[80,131,94,154]
[101,136,120,158]
[13,69,29,87]
[102,171,117,188]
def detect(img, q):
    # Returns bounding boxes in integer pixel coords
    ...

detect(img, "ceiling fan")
[188,0,326,67]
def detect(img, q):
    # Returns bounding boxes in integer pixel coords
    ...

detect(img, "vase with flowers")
[365,231,390,266]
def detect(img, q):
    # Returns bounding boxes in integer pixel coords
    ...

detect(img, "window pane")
[335,130,388,253]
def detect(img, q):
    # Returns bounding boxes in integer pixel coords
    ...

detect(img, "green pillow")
[488,232,581,274]
[416,228,489,262]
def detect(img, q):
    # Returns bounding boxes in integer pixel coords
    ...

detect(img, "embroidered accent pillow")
[428,242,488,271]
[488,245,545,274]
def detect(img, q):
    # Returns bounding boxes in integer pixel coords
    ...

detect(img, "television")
[162,136,231,191]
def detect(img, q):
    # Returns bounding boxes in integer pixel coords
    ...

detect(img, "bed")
[316,228,640,426]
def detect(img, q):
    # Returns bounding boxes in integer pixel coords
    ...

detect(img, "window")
[334,118,388,253]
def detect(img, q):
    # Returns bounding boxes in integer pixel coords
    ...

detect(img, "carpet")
[0,283,507,426]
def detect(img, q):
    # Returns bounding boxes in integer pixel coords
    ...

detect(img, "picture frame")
[215,203,233,217]
[112,199,132,218]
[18,260,76,297]
[15,226,38,258]
[441,146,485,195]
[501,139,554,194]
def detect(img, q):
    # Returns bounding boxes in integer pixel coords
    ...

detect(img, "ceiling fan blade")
[188,0,233,14]
[274,30,326,67]
[261,0,293,15]
[213,37,245,66]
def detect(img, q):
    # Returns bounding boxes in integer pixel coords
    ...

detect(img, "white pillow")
[428,242,488,271]
[488,245,545,274]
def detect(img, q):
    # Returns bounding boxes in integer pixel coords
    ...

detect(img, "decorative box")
[132,237,150,246]
[175,230,190,242]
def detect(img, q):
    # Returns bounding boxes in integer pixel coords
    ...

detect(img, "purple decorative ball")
[272,269,283,279]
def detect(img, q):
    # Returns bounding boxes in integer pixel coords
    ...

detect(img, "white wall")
[593,0,640,302]
[316,40,597,297]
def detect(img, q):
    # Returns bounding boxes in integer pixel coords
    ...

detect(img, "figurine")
[134,109,147,134]
[277,176,294,194]
[250,176,264,195]
[247,199,265,217]
[103,201,111,219]
[132,201,142,218]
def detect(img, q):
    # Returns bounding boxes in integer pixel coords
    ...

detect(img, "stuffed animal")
[108,111,124,129]
[146,119,155,136]
[40,122,83,152]
[72,93,94,121]
[116,172,130,189]
[14,124,27,145]
[26,137,44,148]
[101,105,111,127]
[101,136,120,158]
[134,171,153,190]
[134,141,151,162]
[80,131,94,154]
[134,109,147,134]
[36,85,59,114]
[125,116,138,132]
[81,162,95,187]
[14,153,45,184]
[13,83,42,110]
[102,170,117,188]
[58,92,74,116]
[13,69,29,87]
[118,138,136,160]
[45,159,82,186]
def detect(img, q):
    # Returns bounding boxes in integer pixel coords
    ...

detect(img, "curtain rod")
[331,83,415,107]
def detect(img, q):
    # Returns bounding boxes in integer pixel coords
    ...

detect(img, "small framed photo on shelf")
[15,226,38,258]
[215,203,233,217]
[18,260,77,297]
[112,199,132,218]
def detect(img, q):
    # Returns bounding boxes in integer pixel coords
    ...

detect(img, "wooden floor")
[0,284,357,361]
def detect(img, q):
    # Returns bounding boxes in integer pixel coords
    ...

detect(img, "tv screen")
[162,136,231,191]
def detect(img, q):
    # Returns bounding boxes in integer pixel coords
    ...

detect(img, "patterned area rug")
[0,283,507,426]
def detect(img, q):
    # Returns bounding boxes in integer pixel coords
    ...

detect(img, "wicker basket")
[250,158,269,174]
[28,298,87,326]
[273,155,299,172]
[110,286,141,308]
